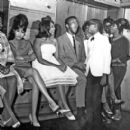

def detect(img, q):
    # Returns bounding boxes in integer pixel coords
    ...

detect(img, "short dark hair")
[36,16,54,38]
[103,17,114,26]
[8,14,28,40]
[65,16,77,25]
[87,19,103,34]
[82,21,89,32]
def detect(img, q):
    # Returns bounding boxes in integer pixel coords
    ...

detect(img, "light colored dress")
[32,41,78,87]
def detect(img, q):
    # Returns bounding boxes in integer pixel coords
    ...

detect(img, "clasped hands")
[72,63,86,73]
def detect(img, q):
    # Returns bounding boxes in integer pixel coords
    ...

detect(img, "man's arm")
[57,38,75,67]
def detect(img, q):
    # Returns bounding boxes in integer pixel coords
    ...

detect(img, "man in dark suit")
[57,16,87,120]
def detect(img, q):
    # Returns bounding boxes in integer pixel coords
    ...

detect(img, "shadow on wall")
[30,20,40,44]
[8,15,15,37]
[55,23,62,38]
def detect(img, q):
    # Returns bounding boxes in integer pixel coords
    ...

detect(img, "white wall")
[9,0,56,14]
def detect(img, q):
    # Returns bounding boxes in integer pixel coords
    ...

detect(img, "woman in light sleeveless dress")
[33,16,78,120]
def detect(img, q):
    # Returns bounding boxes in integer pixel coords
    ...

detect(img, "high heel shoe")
[49,102,59,112]
[2,117,12,127]
[101,112,112,124]
[103,103,113,115]
[113,99,125,105]
[29,114,40,127]
[12,121,20,128]
[57,109,76,120]
[2,117,20,128]
[111,109,122,121]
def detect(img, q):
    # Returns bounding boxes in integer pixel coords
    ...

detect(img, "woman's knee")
[27,68,38,76]
[6,76,17,89]
[7,76,17,83]
[29,68,39,75]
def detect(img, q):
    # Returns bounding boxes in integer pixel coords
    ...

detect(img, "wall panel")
[56,0,107,35]
[56,0,88,34]
[87,6,107,21]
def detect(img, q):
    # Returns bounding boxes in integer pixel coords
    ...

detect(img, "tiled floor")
[1,111,130,130]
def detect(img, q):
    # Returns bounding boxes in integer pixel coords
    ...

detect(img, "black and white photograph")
[0,0,130,130]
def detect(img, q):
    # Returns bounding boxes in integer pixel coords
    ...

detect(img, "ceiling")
[66,0,120,8]
[66,0,130,8]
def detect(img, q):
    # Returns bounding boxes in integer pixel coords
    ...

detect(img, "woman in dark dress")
[110,18,130,121]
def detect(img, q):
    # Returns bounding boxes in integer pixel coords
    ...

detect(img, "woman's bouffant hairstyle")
[8,14,28,40]
[113,18,130,34]
[36,16,54,38]
[82,21,89,32]
[103,16,114,26]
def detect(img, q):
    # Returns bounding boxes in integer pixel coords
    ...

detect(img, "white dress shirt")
[66,32,75,47]
[84,32,111,77]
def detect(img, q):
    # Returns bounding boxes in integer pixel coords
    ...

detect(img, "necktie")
[73,36,76,54]
[90,37,94,41]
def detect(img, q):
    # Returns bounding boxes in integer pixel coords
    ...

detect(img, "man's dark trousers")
[85,71,103,130]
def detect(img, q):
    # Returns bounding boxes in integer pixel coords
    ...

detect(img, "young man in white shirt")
[84,19,111,130]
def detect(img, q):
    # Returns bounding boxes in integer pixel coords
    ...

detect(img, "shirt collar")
[88,32,101,42]
[66,32,75,38]
[93,32,100,38]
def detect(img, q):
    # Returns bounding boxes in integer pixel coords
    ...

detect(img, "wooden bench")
[11,81,76,123]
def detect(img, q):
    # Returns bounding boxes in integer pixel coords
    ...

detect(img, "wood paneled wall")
[56,0,88,35]
[0,0,3,11]
[56,0,107,35]
[87,6,107,21]
[107,8,125,20]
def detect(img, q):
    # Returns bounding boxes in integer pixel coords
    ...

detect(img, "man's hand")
[100,74,107,86]
[58,64,67,72]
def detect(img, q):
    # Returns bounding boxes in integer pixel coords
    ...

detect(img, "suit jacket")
[57,33,86,69]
